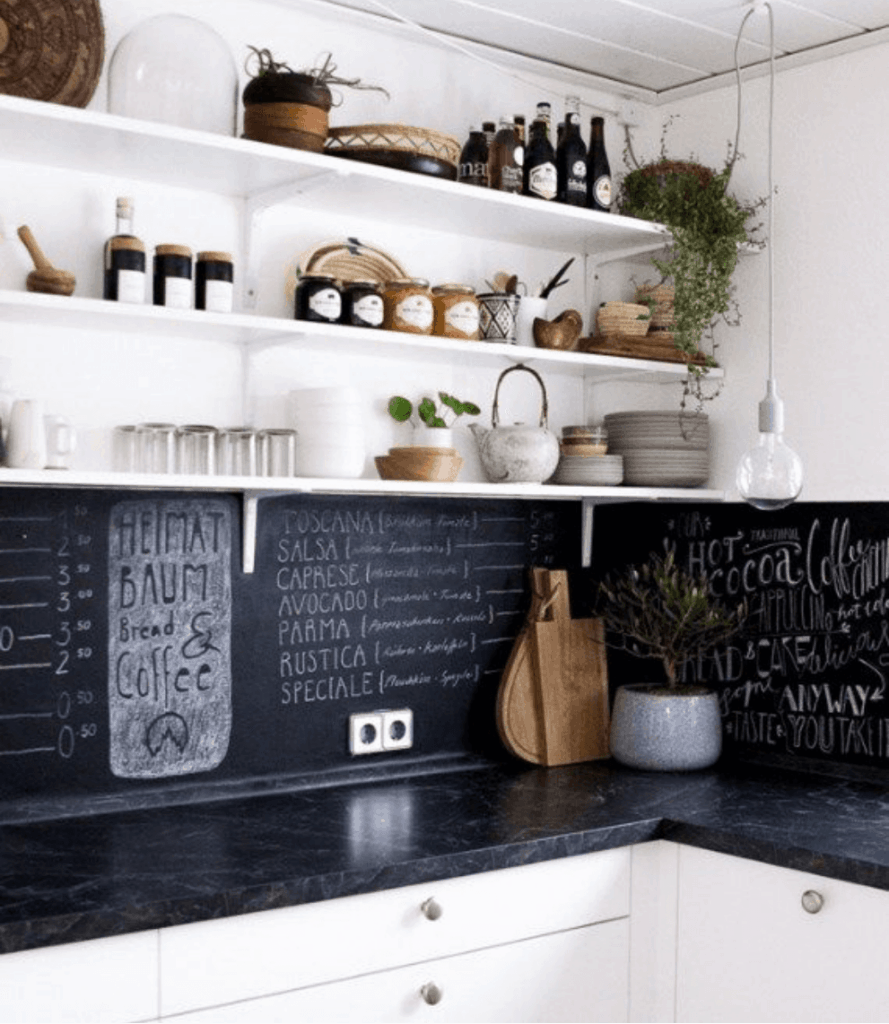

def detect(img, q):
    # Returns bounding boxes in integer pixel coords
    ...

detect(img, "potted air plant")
[387,392,480,450]
[594,549,747,771]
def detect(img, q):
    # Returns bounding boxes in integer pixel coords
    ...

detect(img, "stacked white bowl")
[604,411,709,487]
[289,386,366,478]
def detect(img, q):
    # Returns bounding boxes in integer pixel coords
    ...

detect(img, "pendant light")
[735,1,804,510]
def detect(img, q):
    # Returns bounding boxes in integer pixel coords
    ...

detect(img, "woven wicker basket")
[597,302,651,339]
[325,124,461,170]
[635,283,675,330]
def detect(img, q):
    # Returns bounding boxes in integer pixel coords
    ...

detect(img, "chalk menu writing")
[593,502,889,773]
[107,498,232,779]
[0,499,101,773]
[269,501,558,730]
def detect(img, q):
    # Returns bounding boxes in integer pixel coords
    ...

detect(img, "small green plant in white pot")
[594,550,747,771]
[387,392,480,450]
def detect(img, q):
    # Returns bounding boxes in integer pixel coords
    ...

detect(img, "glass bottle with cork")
[587,115,612,213]
[103,196,146,303]
[556,96,588,206]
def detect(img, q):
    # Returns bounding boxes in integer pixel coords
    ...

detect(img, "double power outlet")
[349,709,413,756]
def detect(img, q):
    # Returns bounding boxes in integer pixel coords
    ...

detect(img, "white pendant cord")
[734,1,777,382]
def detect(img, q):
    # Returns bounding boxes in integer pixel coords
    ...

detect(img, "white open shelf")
[0,290,721,385]
[0,94,669,254]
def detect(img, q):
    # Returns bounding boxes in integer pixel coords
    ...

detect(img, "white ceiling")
[314,0,889,99]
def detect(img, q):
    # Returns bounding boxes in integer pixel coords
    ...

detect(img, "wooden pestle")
[17,225,76,296]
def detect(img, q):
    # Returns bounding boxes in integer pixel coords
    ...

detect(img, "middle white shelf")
[0,290,719,385]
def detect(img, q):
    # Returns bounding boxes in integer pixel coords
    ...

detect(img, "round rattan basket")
[597,302,651,339]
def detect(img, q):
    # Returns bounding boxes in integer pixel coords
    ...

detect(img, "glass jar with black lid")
[153,244,193,309]
[340,280,383,328]
[295,274,342,323]
[196,251,234,312]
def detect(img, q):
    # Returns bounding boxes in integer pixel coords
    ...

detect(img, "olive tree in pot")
[594,550,747,771]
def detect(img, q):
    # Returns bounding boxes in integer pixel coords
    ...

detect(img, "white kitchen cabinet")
[0,929,158,1024]
[158,848,631,1021]
[170,918,630,1023]
[675,845,889,1023]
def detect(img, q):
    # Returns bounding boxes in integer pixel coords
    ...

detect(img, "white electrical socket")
[348,710,413,755]
[349,712,383,755]
[382,709,413,751]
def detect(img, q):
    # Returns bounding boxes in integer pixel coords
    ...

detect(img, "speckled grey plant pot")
[610,683,722,771]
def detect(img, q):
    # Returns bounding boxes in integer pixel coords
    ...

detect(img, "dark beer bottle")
[458,127,489,188]
[556,97,587,206]
[523,106,556,201]
[587,116,612,212]
[488,117,522,194]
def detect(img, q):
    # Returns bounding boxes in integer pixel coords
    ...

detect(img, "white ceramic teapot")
[470,364,560,483]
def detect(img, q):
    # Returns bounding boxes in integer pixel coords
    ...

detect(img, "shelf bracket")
[241,168,350,310]
[581,497,595,568]
[241,490,261,574]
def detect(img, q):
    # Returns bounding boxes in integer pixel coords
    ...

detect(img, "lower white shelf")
[0,468,725,503]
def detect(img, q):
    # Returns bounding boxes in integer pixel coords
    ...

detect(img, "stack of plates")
[551,453,623,486]
[604,411,709,487]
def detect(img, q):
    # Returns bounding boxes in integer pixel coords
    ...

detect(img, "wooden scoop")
[17,225,76,296]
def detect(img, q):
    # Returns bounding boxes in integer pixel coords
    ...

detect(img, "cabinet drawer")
[160,847,630,1016]
[0,930,158,1024]
[167,916,630,1023]
[676,846,889,1022]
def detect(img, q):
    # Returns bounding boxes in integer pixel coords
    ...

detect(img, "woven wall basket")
[0,0,104,107]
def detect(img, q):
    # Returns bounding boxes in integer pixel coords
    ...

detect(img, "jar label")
[117,268,146,304]
[310,287,342,321]
[595,175,613,207]
[204,279,234,313]
[445,301,480,335]
[396,294,433,329]
[163,276,193,310]
[529,162,557,200]
[355,293,383,326]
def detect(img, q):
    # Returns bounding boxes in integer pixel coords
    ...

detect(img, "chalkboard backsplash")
[591,502,889,782]
[0,489,577,820]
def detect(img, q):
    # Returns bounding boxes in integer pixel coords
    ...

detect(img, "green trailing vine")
[619,122,766,408]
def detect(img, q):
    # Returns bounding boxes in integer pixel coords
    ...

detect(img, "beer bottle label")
[595,175,613,207]
[529,162,557,200]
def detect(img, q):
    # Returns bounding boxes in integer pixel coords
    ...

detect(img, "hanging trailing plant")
[619,122,765,408]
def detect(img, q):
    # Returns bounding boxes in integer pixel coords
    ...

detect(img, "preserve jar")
[432,284,480,340]
[383,278,434,335]
[153,244,193,309]
[295,274,342,323]
[196,251,234,312]
[341,280,383,328]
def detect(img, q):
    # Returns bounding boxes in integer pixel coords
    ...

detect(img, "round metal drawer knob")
[801,889,825,914]
[421,982,443,1005]
[421,897,443,921]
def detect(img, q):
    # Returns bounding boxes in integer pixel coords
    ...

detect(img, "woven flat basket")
[325,124,461,166]
[299,238,408,283]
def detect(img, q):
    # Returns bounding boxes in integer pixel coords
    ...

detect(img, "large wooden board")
[497,569,610,766]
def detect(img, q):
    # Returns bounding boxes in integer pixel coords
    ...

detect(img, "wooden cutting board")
[496,568,610,766]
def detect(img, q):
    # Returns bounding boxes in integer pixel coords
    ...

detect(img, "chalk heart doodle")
[107,499,233,779]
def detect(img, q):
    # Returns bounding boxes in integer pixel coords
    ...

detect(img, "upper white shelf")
[0,289,720,384]
[0,94,669,255]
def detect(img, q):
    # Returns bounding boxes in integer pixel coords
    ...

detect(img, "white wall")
[2,0,885,496]
[655,41,889,501]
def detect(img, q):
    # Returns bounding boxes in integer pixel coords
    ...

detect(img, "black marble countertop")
[2,759,889,956]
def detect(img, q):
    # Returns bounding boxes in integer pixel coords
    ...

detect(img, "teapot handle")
[491,363,549,429]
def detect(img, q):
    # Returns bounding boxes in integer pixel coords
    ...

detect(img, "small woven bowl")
[597,301,651,339]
